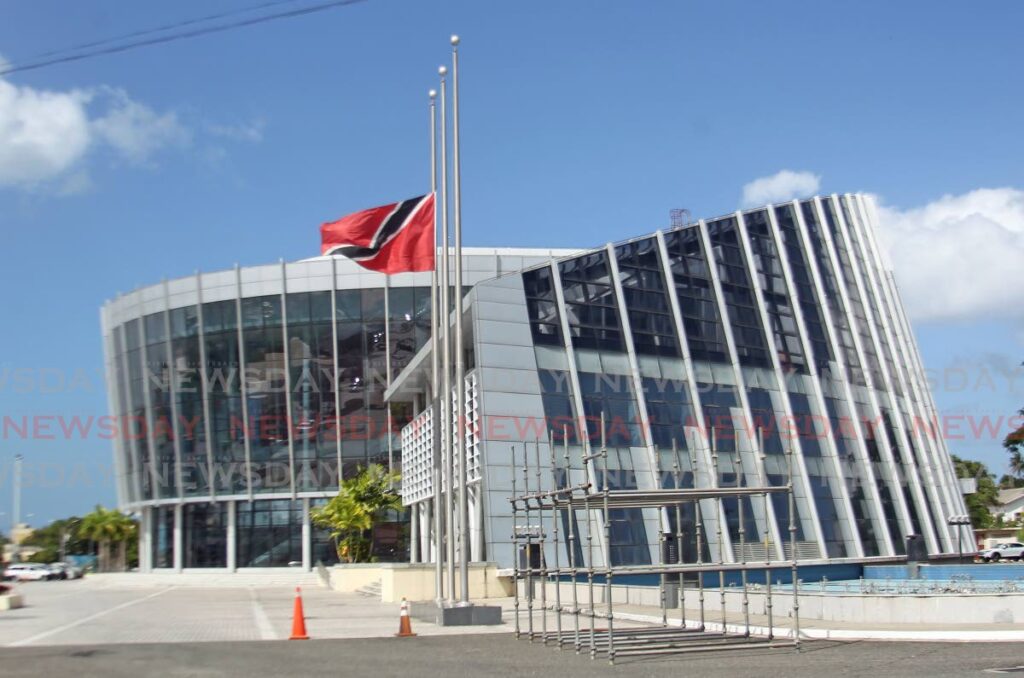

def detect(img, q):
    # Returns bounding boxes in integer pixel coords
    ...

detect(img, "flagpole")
[429,87,444,606]
[438,64,456,607]
[384,275,393,485]
[451,34,469,606]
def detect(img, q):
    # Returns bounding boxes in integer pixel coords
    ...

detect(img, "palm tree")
[310,464,401,563]
[80,506,138,572]
[1006,409,1024,479]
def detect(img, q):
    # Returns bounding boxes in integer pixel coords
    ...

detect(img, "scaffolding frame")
[510,421,802,664]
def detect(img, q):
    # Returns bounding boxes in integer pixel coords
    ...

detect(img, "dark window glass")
[743,209,807,373]
[183,503,227,567]
[236,499,302,567]
[336,290,362,322]
[559,252,624,352]
[523,265,563,347]
[241,296,282,329]
[642,377,693,451]
[150,505,175,568]
[823,395,881,556]
[706,218,771,367]
[663,227,729,363]
[615,238,679,357]
[577,372,643,447]
[144,312,166,345]
[801,200,865,385]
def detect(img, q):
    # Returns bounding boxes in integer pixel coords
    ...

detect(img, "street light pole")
[948,515,971,564]
[59,518,82,563]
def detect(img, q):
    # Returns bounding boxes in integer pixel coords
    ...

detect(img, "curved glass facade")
[102,249,573,570]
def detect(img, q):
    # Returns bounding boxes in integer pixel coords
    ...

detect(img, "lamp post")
[60,518,82,563]
[947,515,971,564]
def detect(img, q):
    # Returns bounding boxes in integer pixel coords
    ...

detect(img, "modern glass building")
[391,194,970,570]
[100,248,575,570]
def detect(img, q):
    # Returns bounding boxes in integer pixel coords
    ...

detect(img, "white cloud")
[0,64,201,191]
[874,188,1024,323]
[91,88,190,163]
[0,77,92,186]
[742,170,821,207]
[206,119,265,143]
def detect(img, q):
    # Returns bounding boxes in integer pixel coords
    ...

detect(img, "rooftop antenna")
[669,208,691,229]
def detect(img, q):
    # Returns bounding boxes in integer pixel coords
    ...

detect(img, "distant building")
[3,524,41,563]
[995,488,1024,523]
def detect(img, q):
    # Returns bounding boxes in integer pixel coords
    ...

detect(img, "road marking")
[249,587,278,640]
[8,587,174,647]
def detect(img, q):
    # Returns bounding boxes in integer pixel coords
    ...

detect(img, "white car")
[4,563,53,581]
[978,542,1024,562]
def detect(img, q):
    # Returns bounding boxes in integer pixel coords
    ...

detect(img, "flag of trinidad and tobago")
[320,193,436,274]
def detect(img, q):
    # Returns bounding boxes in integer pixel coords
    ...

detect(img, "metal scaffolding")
[509,423,802,664]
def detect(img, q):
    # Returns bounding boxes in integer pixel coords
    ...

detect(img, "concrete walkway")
[4,575,1021,648]
[0,578,511,647]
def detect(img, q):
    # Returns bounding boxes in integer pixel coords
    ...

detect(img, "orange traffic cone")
[395,597,416,637]
[290,586,310,640]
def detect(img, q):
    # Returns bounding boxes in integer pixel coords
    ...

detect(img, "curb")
[612,611,1024,642]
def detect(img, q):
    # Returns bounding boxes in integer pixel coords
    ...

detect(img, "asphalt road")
[0,635,1022,678]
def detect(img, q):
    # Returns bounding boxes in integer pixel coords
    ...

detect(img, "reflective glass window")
[663,227,728,363]
[705,218,771,368]
[558,252,624,352]
[614,238,679,357]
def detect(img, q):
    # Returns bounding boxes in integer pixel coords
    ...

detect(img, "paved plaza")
[1,632,1023,678]
[1,577,1022,677]
[0,578,513,646]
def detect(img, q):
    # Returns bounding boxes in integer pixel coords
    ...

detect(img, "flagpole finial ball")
[450,35,460,46]
[429,89,437,99]
[438,65,447,76]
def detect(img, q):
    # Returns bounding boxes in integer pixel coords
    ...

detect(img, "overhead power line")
[28,0,309,61]
[0,0,369,77]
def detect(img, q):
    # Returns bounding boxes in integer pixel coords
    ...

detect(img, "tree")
[310,464,401,563]
[998,474,1024,489]
[23,517,89,564]
[952,455,1000,529]
[79,506,138,572]
[1006,407,1024,479]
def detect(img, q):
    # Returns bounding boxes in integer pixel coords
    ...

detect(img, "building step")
[86,569,326,588]
[355,580,383,597]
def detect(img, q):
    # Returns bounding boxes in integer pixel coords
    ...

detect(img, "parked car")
[46,562,83,580]
[4,563,54,581]
[978,542,1024,562]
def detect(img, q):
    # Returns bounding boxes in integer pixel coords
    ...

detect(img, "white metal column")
[301,497,312,571]
[173,503,183,572]
[227,500,237,571]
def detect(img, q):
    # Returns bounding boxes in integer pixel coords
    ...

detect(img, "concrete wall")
[329,563,514,603]
[533,580,1024,625]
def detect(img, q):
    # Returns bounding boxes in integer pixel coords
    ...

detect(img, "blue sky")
[1,0,1022,530]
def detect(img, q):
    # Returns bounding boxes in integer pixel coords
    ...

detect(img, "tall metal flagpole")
[438,64,456,606]
[429,88,444,605]
[451,34,469,605]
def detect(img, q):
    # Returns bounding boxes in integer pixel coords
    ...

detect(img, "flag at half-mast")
[320,193,435,274]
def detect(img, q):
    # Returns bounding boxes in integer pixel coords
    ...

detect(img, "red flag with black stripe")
[320,194,435,274]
